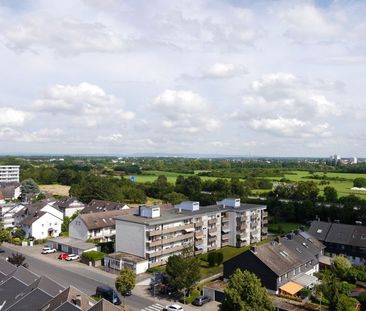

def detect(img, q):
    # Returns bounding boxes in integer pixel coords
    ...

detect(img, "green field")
[124,169,366,199]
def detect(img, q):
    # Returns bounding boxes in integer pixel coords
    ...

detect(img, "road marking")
[141,303,165,311]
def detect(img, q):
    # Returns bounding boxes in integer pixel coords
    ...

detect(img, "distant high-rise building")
[0,165,20,183]
[353,157,358,164]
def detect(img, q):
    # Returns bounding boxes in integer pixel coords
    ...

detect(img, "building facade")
[0,166,20,183]
[0,203,24,228]
[115,198,267,269]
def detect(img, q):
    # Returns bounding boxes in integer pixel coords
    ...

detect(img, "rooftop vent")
[355,221,363,226]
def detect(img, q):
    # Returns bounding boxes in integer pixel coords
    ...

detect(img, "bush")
[12,237,21,245]
[179,289,200,304]
[81,251,105,262]
[207,252,218,267]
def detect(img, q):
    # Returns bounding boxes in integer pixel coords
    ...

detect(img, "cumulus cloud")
[152,89,220,134]
[2,16,132,55]
[33,83,135,127]
[97,133,124,143]
[183,63,247,80]
[0,108,31,127]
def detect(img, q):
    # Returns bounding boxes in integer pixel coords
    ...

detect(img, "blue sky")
[0,0,365,156]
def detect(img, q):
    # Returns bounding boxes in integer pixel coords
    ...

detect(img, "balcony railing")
[208,227,217,234]
[208,219,217,225]
[221,217,229,222]
[161,233,194,245]
[147,223,194,236]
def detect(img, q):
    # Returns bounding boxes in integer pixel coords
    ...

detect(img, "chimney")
[73,295,82,307]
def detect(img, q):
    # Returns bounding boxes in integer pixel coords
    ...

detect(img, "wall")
[115,220,146,258]
[69,216,89,240]
[28,213,63,239]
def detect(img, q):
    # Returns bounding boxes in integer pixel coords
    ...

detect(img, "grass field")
[39,184,70,196]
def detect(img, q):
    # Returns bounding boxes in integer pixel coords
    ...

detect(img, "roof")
[54,301,84,311]
[88,299,123,311]
[82,199,130,214]
[56,197,85,209]
[292,273,318,287]
[105,252,147,264]
[21,211,47,226]
[0,182,20,199]
[11,265,39,285]
[116,203,266,226]
[309,220,366,248]
[7,287,53,311]
[0,277,32,309]
[79,209,138,230]
[279,281,304,295]
[0,257,17,277]
[36,276,65,297]
[48,236,97,251]
[14,201,50,218]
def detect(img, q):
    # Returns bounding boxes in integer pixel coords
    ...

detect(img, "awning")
[184,228,195,233]
[292,274,318,288]
[279,281,303,296]
[222,228,230,233]
[195,244,204,250]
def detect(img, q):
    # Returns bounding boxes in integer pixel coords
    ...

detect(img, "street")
[0,245,159,311]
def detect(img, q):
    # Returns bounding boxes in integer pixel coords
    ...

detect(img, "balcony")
[146,250,162,258]
[195,231,204,240]
[147,239,162,247]
[161,233,194,245]
[208,245,217,251]
[149,261,162,268]
[208,235,217,242]
[262,218,268,225]
[221,216,229,222]
[208,227,217,234]
[262,211,268,218]
[221,241,229,247]
[236,224,247,231]
[161,244,189,255]
[208,218,217,225]
[221,234,229,240]
[262,227,268,234]
[147,223,194,236]
[194,221,203,227]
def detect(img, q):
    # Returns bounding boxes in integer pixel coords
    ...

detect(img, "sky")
[0,0,365,157]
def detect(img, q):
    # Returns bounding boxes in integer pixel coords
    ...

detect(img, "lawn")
[268,222,304,234]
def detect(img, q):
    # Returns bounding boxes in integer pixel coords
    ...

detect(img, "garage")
[47,236,99,255]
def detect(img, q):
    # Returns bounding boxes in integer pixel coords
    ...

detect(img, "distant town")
[0,156,365,311]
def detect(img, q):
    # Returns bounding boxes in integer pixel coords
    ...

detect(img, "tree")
[207,252,218,267]
[21,178,39,200]
[7,252,28,268]
[115,267,136,304]
[324,186,338,202]
[353,177,366,188]
[0,228,10,244]
[163,192,187,205]
[166,254,201,303]
[221,269,274,311]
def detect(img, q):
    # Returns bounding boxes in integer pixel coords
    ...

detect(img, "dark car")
[95,285,121,305]
[192,295,211,306]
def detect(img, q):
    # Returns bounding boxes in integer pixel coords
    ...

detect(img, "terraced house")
[114,198,267,269]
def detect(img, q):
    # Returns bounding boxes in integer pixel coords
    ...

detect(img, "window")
[54,223,57,226]
[42,224,44,227]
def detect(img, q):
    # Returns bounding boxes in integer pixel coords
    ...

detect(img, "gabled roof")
[21,211,47,226]
[88,299,123,311]
[10,265,39,286]
[82,199,130,214]
[56,197,85,209]
[35,275,65,297]
[309,220,366,248]
[7,287,53,311]
[0,257,17,278]
[79,208,138,230]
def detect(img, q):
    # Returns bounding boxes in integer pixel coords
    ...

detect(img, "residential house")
[81,199,130,214]
[55,197,85,217]
[0,203,25,228]
[69,208,137,242]
[14,201,64,240]
[0,182,21,201]
[114,198,268,270]
[309,220,366,265]
[223,230,325,295]
[0,258,123,311]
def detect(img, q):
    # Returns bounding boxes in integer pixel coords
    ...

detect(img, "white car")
[163,304,184,311]
[41,247,56,254]
[66,254,80,261]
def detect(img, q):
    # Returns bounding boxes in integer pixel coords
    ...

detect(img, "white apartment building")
[0,203,25,228]
[0,166,20,183]
[115,198,268,269]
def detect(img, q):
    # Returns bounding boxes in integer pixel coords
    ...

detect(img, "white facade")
[0,166,20,183]
[23,212,63,240]
[0,204,24,228]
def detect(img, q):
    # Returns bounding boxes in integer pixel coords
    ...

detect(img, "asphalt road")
[0,245,158,311]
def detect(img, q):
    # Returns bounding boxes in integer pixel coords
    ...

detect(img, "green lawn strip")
[268,222,305,234]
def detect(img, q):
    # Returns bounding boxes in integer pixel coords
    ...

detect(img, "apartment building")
[0,165,20,183]
[0,203,24,228]
[115,198,267,269]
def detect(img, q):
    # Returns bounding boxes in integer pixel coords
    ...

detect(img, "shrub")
[207,252,218,267]
[216,252,224,265]
[81,251,105,262]
[179,288,200,304]
[12,237,21,245]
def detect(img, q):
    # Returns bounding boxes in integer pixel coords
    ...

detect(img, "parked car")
[163,304,184,311]
[41,247,56,254]
[0,248,5,253]
[192,295,211,306]
[66,254,79,261]
[58,253,69,260]
[96,285,121,305]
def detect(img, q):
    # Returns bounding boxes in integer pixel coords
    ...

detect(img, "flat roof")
[115,203,266,225]
[48,237,97,251]
[105,252,147,264]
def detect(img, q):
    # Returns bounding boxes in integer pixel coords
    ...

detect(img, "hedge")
[179,289,200,304]
[81,251,105,261]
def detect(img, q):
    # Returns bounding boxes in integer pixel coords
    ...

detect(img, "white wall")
[69,216,89,240]
[26,213,63,240]
[136,260,149,274]
[41,204,63,220]
[115,220,146,258]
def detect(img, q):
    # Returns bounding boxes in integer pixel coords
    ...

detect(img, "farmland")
[124,169,366,199]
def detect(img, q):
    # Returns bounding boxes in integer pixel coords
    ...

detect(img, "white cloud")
[33,83,135,126]
[0,108,31,127]
[97,133,124,142]
[2,16,132,55]
[184,63,247,79]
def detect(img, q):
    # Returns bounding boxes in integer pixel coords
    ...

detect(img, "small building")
[308,220,366,266]
[104,252,148,274]
[223,230,324,295]
[69,208,137,242]
[47,237,99,255]
[0,182,21,200]
[82,199,130,214]
[55,197,85,217]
